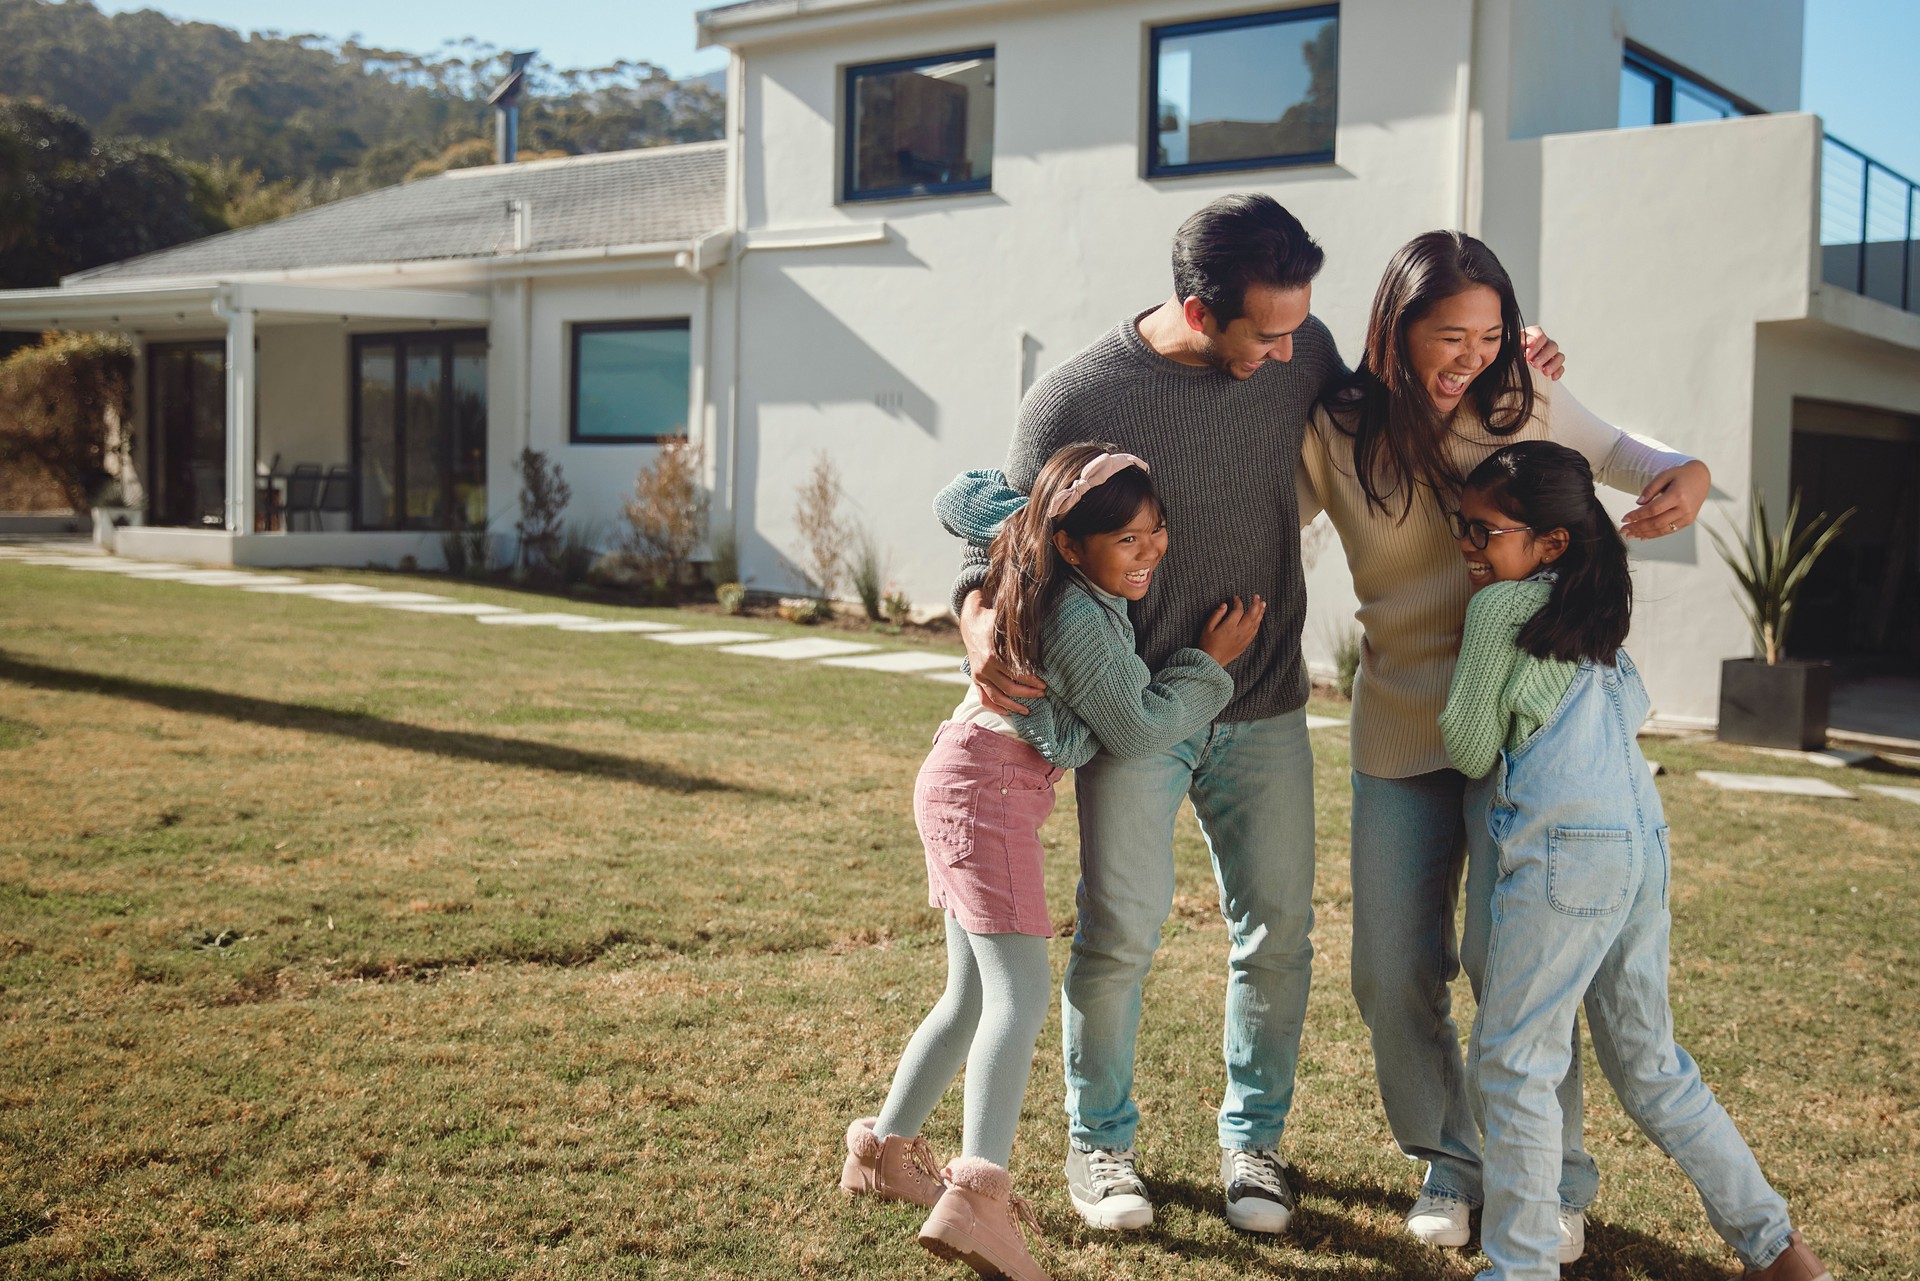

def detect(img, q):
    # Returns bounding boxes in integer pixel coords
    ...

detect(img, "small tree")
[623,438,709,597]
[515,448,571,581]
[0,332,133,511]
[1707,488,1855,665]
[794,451,848,602]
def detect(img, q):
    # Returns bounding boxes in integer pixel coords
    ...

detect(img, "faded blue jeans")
[1473,653,1795,1279]
[1350,768,1596,1211]
[1063,709,1315,1152]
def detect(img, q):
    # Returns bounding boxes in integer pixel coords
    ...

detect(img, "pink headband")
[1046,452,1151,521]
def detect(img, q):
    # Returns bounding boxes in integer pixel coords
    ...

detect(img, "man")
[946,194,1562,1236]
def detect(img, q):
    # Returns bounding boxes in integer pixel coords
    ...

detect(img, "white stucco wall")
[730,0,1483,603]
[484,267,727,558]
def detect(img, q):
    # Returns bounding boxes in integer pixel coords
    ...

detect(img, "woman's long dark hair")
[981,441,1160,677]
[1320,230,1535,521]
[1463,441,1631,664]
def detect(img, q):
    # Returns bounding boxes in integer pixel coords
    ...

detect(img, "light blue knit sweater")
[936,471,1234,769]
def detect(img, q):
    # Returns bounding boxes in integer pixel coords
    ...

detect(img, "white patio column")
[220,301,257,534]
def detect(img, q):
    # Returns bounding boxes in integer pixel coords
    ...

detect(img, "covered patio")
[0,279,491,568]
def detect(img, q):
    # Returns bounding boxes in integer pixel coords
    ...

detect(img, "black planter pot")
[1717,658,1832,750]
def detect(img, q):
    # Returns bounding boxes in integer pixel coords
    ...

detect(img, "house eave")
[696,0,1014,49]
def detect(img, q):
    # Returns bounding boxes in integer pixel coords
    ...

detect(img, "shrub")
[622,439,708,598]
[558,523,599,589]
[1334,630,1362,700]
[441,514,495,580]
[793,451,847,605]
[778,596,826,625]
[707,524,739,588]
[0,331,133,512]
[514,448,570,582]
[850,526,886,622]
[882,583,912,628]
[715,582,747,615]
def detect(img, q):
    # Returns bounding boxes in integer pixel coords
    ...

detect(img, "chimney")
[488,51,536,165]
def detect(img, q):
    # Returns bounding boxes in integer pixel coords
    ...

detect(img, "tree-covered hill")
[0,0,724,286]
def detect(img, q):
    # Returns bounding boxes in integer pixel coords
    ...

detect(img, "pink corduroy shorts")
[914,721,1064,938]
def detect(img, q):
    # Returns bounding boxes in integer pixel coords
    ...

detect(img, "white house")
[3,0,1916,732]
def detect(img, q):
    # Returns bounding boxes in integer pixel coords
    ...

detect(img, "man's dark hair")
[1171,193,1325,325]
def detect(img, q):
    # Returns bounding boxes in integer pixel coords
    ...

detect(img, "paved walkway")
[0,547,1353,731]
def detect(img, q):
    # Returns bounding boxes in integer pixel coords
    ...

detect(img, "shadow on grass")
[0,651,766,796]
[1136,1169,1743,1280]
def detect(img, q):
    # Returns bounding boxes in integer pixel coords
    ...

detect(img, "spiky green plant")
[1706,488,1854,665]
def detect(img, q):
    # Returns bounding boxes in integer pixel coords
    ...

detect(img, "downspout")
[1453,0,1477,233]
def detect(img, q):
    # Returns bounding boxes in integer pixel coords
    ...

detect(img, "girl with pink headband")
[838,441,1265,1281]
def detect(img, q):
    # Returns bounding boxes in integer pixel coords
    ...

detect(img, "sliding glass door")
[352,331,487,530]
[147,340,227,527]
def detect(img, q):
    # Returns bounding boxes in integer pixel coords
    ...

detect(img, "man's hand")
[1521,326,1565,381]
[960,591,1047,715]
[1621,460,1710,540]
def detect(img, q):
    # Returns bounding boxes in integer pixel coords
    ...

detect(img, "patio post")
[219,300,257,534]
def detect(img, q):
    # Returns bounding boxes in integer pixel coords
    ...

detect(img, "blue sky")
[91,0,1919,180]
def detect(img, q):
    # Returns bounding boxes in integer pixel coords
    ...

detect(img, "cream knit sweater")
[1298,372,1692,779]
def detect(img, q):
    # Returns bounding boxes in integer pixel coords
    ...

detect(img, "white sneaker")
[1404,1191,1472,1248]
[1064,1143,1153,1230]
[1220,1148,1295,1234]
[1559,1208,1585,1264]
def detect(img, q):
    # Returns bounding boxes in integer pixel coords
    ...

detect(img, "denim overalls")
[1470,651,1796,1281]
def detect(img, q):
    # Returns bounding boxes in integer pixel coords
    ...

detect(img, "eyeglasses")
[1446,511,1532,550]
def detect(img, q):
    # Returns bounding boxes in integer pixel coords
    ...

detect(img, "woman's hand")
[1198,595,1266,667]
[1521,326,1565,381]
[960,591,1047,714]
[1622,460,1710,540]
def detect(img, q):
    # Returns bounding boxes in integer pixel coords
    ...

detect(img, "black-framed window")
[1618,44,1761,129]
[842,48,994,203]
[351,330,487,531]
[1149,6,1339,179]
[570,319,691,444]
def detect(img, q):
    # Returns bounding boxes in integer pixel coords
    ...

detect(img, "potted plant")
[1707,488,1854,750]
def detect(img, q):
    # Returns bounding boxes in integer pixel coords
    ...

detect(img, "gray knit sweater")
[971,573,1235,769]
[948,309,1343,723]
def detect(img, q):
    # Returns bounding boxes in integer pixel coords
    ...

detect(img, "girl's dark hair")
[1463,441,1631,665]
[981,441,1160,676]
[1321,230,1535,521]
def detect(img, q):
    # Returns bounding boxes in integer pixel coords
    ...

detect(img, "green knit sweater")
[1439,579,1578,780]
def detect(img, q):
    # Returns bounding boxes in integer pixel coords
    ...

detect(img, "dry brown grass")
[1,561,1915,1279]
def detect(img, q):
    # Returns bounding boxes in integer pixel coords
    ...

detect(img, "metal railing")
[1821,134,1919,314]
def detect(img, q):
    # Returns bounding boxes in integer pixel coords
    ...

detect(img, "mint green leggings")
[874,914,1052,1168]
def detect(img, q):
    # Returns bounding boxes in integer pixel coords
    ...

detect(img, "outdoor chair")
[285,464,324,531]
[317,465,355,532]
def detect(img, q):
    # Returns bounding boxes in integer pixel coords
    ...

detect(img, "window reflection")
[1152,7,1338,176]
[845,49,994,201]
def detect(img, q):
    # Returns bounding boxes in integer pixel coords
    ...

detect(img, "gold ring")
[1670,523,1679,532]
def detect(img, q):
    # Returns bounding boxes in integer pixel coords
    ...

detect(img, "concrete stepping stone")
[48,560,154,572]
[821,651,962,673]
[244,583,387,596]
[1861,783,1920,806]
[1695,771,1856,799]
[924,671,976,686]
[645,629,770,646]
[378,602,521,615]
[1305,714,1346,730]
[722,637,880,661]
[332,592,455,605]
[141,570,284,585]
[474,612,599,626]
[557,619,683,633]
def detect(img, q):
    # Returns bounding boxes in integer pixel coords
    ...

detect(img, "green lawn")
[0,561,1914,1280]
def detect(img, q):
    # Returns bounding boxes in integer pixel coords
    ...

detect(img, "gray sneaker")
[1064,1143,1153,1230]
[1221,1148,1294,1234]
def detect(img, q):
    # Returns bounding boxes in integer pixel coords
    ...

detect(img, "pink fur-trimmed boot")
[839,1117,945,1209]
[918,1156,1049,1281]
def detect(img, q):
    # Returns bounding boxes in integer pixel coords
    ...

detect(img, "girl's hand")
[1199,595,1266,667]
[1521,326,1565,381]
[1622,460,1710,540]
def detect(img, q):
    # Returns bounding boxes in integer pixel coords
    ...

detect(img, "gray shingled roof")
[71,142,727,284]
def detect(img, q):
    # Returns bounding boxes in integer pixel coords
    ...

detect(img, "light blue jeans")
[1473,654,1795,1279]
[1350,768,1596,1210]
[1062,710,1315,1151]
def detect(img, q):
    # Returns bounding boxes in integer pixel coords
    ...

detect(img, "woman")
[1297,230,1708,1260]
